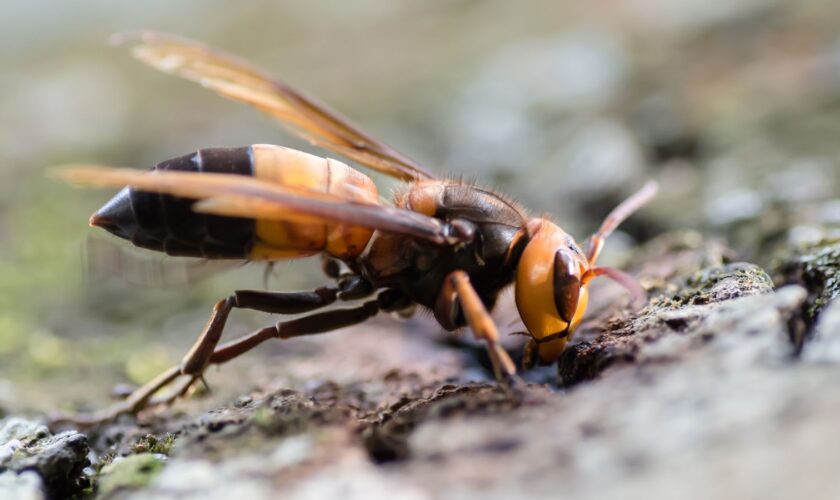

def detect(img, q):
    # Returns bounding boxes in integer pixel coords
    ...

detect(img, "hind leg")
[52,286,342,426]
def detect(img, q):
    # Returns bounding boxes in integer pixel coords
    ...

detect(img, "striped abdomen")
[90,145,380,261]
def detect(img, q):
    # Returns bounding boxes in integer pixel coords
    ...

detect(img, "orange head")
[514,219,591,364]
[513,181,657,365]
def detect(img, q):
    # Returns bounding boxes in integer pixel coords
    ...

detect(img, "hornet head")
[513,181,658,366]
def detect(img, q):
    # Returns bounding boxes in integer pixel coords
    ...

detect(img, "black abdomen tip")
[90,187,135,239]
[90,147,256,258]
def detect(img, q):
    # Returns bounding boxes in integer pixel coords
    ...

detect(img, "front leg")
[436,270,520,387]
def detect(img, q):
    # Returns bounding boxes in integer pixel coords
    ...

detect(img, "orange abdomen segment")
[250,144,379,261]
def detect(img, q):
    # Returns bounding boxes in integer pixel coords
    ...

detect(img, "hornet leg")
[53,284,384,426]
[208,289,408,365]
[436,270,521,389]
[180,286,341,376]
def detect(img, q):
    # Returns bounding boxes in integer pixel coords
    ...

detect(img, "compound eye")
[553,249,581,323]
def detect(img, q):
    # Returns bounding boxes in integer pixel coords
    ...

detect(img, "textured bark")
[9,230,838,499]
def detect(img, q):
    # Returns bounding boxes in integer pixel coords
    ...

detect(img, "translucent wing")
[56,166,460,246]
[85,235,243,288]
[113,31,435,182]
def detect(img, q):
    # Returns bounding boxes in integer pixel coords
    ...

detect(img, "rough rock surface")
[4,232,828,499]
[777,239,840,319]
[0,417,89,498]
[3,1,840,498]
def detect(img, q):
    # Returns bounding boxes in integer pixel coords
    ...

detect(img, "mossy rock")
[97,453,165,497]
[674,262,775,306]
[776,238,840,319]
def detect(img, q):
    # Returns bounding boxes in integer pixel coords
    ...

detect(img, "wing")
[112,31,435,182]
[85,235,243,288]
[56,166,461,246]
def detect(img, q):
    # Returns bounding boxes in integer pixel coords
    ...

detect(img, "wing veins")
[119,31,435,181]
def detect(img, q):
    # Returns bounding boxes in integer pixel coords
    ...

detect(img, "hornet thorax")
[358,180,529,324]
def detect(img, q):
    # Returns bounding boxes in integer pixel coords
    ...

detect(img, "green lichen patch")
[96,453,165,496]
[558,262,777,386]
[673,262,775,306]
[776,239,840,319]
[130,433,177,456]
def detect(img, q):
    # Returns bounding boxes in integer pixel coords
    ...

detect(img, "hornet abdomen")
[91,145,380,261]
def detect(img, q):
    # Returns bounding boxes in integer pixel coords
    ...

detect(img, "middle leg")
[180,286,342,376]
[180,273,375,377]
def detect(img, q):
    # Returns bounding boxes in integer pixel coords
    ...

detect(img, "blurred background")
[0,0,838,415]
